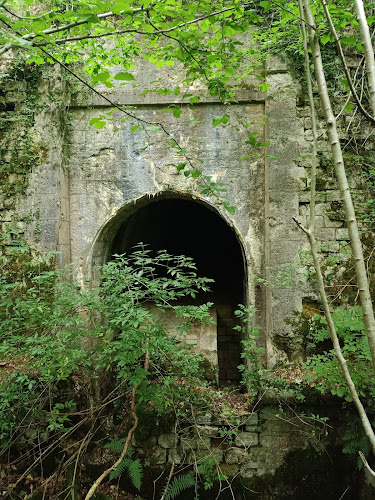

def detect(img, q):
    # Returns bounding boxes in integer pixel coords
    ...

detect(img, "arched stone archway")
[90,192,248,385]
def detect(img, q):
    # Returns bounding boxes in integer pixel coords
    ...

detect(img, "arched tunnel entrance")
[110,196,246,386]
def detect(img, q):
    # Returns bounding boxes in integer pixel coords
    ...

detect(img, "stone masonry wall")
[126,404,361,498]
[1,51,369,373]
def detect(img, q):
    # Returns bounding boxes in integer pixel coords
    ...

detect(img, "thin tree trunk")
[297,0,318,229]
[302,0,375,372]
[354,0,375,115]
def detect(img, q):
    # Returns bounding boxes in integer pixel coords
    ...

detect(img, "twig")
[338,485,350,500]
[269,0,315,29]
[2,5,55,20]
[84,387,139,500]
[5,419,87,497]
[335,57,364,121]
[160,462,175,500]
[320,0,375,126]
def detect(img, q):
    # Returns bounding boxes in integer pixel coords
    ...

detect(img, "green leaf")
[176,162,187,172]
[89,117,106,129]
[340,37,356,46]
[259,1,271,12]
[189,96,200,105]
[173,108,182,118]
[344,103,354,112]
[111,1,131,14]
[114,72,135,81]
[321,33,331,45]
[142,23,154,33]
[224,202,235,214]
[163,475,195,500]
[191,170,201,178]
[212,114,229,127]
[74,13,100,23]
[258,83,270,92]
[92,71,111,83]
[246,132,258,146]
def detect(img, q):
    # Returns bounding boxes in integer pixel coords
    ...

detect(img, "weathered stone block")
[304,117,312,129]
[208,448,224,463]
[168,448,186,465]
[266,55,288,73]
[3,198,13,209]
[336,228,349,240]
[299,204,308,216]
[195,413,212,425]
[181,436,210,451]
[150,447,167,465]
[238,413,258,426]
[300,191,325,202]
[245,425,262,432]
[304,129,313,142]
[242,457,259,469]
[323,216,343,228]
[320,241,340,253]
[226,447,247,465]
[6,91,27,103]
[315,227,336,241]
[240,464,257,479]
[3,80,27,92]
[195,425,219,437]
[315,203,328,215]
[220,464,239,476]
[234,432,259,448]
[325,190,341,201]
[158,433,178,449]
[297,107,311,117]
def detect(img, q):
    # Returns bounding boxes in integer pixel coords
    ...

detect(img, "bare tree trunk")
[301,0,375,372]
[354,0,375,115]
[297,0,318,229]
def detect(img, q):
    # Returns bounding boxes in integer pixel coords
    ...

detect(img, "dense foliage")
[0,246,217,496]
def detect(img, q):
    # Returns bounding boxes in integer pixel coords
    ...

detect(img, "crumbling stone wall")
[107,404,360,498]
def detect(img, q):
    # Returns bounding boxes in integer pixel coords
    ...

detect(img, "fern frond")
[110,458,130,481]
[126,458,143,490]
[162,474,195,500]
[105,439,125,454]
[105,439,134,457]
[109,457,143,490]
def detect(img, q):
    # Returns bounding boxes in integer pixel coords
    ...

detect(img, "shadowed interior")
[111,197,245,385]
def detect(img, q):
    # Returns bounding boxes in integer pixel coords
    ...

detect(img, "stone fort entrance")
[93,194,246,385]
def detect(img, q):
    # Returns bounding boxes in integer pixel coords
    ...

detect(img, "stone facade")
[0,53,354,372]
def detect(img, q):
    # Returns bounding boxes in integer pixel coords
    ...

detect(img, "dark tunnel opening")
[111,197,246,385]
